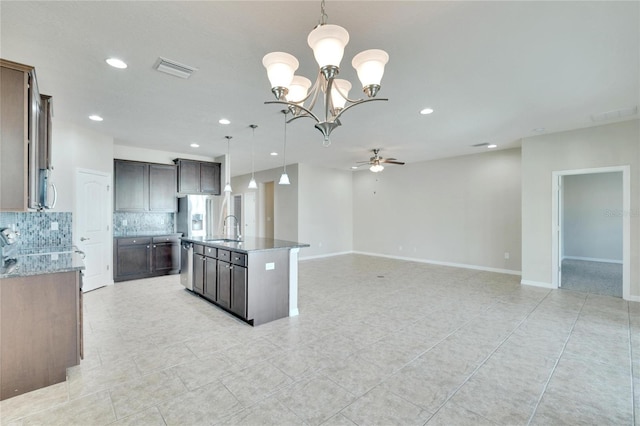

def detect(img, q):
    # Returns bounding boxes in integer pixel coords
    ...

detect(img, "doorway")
[551,166,630,299]
[75,169,112,292]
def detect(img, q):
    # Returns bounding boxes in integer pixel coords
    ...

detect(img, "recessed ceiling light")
[270,152,278,156]
[190,143,199,148]
[420,108,434,115]
[105,58,127,69]
[219,118,230,125]
[533,127,546,133]
[88,115,103,121]
[487,144,497,149]
[351,166,358,170]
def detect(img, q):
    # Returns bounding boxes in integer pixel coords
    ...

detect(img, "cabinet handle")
[230,266,234,270]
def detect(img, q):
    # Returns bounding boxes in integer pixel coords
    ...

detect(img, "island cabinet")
[114,234,181,282]
[114,160,177,212]
[189,242,288,326]
[174,158,221,195]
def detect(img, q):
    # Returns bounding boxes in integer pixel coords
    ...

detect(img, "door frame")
[551,165,630,300]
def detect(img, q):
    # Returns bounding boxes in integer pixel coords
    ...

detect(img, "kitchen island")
[0,248,85,400]
[181,236,308,326]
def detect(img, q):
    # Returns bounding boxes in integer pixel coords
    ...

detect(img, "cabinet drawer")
[117,237,151,246]
[204,246,217,258]
[217,249,230,262]
[152,235,180,244]
[230,252,246,267]
[194,244,204,255]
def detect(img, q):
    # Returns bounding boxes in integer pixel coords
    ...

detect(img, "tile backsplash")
[113,212,175,236]
[0,212,73,254]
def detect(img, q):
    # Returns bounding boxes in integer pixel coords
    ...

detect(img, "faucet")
[223,215,241,240]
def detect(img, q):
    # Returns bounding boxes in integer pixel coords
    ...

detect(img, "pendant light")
[279,110,290,185]
[223,136,232,192]
[248,125,258,189]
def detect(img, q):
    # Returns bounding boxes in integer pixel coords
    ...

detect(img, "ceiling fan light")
[279,172,290,185]
[286,75,312,104]
[307,24,349,69]
[352,49,389,91]
[370,163,384,173]
[331,79,352,110]
[262,52,299,93]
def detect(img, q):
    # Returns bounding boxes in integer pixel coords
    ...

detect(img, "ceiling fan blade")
[385,158,397,161]
[356,160,372,164]
[383,160,405,165]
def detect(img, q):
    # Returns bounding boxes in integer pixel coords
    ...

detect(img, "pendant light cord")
[250,125,257,179]
[282,111,288,172]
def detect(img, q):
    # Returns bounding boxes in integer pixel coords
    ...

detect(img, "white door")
[76,169,111,292]
[244,191,257,238]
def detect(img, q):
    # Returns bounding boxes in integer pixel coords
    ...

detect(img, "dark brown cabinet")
[174,158,221,195]
[217,260,232,309]
[193,252,205,295]
[204,257,217,301]
[114,160,177,212]
[114,235,180,282]
[230,264,248,318]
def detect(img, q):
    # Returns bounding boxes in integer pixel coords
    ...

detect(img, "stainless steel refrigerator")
[177,195,208,238]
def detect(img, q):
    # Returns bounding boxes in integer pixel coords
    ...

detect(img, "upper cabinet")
[0,59,50,211]
[174,159,221,195]
[114,160,177,212]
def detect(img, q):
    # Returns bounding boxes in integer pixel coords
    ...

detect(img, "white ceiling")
[1,1,638,176]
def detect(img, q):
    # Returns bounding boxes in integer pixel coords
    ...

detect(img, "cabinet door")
[177,159,200,194]
[149,164,177,212]
[114,160,148,211]
[230,265,247,318]
[193,253,205,295]
[153,242,179,273]
[204,257,217,301]
[217,260,231,309]
[116,243,151,279]
[200,162,221,195]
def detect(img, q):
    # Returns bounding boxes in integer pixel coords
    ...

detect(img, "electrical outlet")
[504,252,510,260]
[398,245,403,251]
[50,253,58,261]
[122,219,128,226]
[50,221,59,231]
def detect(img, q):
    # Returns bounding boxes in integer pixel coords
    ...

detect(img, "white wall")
[353,148,522,273]
[230,164,298,242]
[563,172,623,261]
[52,120,114,212]
[297,163,353,258]
[521,119,639,298]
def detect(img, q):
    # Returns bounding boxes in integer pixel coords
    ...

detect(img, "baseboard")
[352,251,522,275]
[625,294,640,302]
[562,256,623,264]
[521,279,555,289]
[299,251,353,261]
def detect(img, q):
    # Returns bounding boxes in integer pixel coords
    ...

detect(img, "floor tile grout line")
[525,292,588,426]
[421,288,556,425]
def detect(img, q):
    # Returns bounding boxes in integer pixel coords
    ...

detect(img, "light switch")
[265,262,275,270]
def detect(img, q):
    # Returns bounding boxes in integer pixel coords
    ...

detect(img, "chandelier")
[262,0,389,146]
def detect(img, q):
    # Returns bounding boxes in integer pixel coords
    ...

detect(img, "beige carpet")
[561,259,622,297]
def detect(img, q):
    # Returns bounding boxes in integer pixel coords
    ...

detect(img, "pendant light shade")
[307,24,349,69]
[224,135,232,192]
[279,110,290,185]
[248,124,258,190]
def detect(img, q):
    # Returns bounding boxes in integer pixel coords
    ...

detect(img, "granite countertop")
[114,232,182,238]
[182,236,309,253]
[1,247,86,279]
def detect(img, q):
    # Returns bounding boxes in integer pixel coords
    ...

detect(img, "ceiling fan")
[356,149,405,172]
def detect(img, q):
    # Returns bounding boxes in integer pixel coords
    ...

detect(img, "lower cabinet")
[114,234,181,282]
[203,256,217,301]
[230,264,247,318]
[193,252,205,295]
[216,260,232,309]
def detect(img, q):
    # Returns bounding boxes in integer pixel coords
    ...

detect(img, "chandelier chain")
[319,0,328,26]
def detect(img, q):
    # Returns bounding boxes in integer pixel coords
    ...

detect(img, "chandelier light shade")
[248,124,258,190]
[263,0,389,145]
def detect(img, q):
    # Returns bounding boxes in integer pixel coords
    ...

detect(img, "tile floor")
[1,254,638,425]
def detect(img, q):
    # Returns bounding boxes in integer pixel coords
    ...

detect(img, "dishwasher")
[180,241,193,290]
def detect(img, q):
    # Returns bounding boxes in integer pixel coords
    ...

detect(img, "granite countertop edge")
[1,249,85,279]
[181,236,310,253]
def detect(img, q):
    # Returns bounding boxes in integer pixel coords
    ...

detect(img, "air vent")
[472,142,489,147]
[153,57,197,79]
[591,106,638,122]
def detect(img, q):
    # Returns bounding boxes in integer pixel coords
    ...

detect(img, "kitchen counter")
[113,231,182,238]
[181,235,309,253]
[0,247,85,279]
